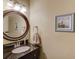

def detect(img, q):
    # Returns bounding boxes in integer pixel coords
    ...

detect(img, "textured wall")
[30,0,75,59]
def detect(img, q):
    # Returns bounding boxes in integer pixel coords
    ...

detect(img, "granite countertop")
[3,45,39,59]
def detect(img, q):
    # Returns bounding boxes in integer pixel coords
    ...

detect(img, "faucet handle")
[14,42,17,48]
[14,41,20,48]
[18,41,20,46]
[24,40,26,45]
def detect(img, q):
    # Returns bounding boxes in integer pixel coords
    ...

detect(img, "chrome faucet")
[14,40,20,48]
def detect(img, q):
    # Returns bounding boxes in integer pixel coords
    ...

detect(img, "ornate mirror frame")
[3,10,30,41]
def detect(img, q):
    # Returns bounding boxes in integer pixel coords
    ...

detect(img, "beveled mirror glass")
[3,10,30,41]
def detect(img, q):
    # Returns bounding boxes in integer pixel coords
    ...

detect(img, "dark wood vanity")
[3,41,40,59]
[3,10,41,59]
[19,46,40,59]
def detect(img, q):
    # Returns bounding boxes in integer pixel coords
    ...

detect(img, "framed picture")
[55,13,75,32]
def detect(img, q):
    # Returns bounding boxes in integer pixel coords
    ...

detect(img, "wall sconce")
[7,0,15,8]
[20,6,26,13]
[13,3,21,11]
[7,0,27,13]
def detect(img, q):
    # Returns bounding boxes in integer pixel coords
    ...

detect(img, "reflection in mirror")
[4,12,26,37]
[3,10,30,41]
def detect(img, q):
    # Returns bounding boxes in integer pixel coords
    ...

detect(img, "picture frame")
[55,13,75,32]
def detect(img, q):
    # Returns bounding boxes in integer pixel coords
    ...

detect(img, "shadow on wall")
[38,34,47,59]
[40,48,47,59]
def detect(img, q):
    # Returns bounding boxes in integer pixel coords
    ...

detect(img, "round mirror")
[3,10,30,41]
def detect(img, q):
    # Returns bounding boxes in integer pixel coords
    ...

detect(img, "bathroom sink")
[12,46,30,54]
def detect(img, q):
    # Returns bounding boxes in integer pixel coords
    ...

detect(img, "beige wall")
[3,0,30,44]
[30,0,75,59]
[3,0,75,59]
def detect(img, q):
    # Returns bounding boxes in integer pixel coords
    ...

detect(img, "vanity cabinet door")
[19,53,34,59]
[33,48,40,59]
[19,48,40,59]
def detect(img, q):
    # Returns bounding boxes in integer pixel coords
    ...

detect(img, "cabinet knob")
[34,54,36,56]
